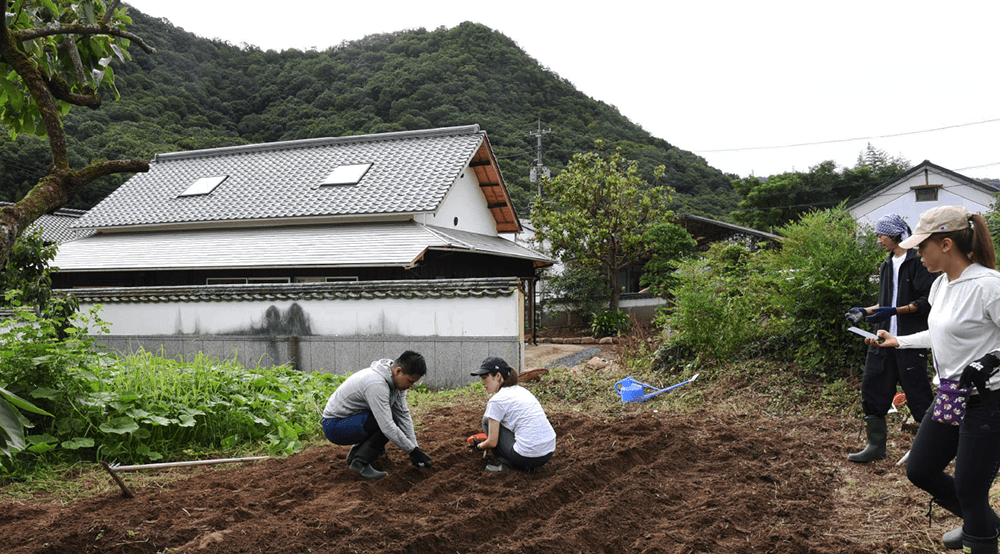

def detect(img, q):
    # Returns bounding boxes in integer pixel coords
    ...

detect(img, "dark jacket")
[867,248,934,356]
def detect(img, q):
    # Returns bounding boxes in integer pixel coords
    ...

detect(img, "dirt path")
[1,391,949,553]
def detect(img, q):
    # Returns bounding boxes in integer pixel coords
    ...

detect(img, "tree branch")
[102,0,122,24]
[41,72,101,109]
[0,26,69,167]
[14,23,155,53]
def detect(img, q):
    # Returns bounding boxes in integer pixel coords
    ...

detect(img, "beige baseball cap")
[898,205,973,249]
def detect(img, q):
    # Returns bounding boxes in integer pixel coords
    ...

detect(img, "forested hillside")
[0,7,738,217]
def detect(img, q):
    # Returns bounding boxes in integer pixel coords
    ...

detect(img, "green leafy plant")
[766,206,882,373]
[540,265,609,326]
[661,242,785,363]
[591,310,630,338]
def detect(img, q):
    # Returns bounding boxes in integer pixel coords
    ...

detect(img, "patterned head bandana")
[875,213,910,241]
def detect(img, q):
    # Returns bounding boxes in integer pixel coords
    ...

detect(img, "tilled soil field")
[1,395,956,553]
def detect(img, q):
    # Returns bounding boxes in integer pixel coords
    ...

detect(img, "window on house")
[179,176,228,197]
[914,187,938,202]
[321,163,372,186]
[205,277,292,285]
[294,276,359,283]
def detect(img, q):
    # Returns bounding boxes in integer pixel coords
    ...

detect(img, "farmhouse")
[847,160,998,228]
[52,125,552,387]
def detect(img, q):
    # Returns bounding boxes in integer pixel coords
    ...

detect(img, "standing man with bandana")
[846,213,936,462]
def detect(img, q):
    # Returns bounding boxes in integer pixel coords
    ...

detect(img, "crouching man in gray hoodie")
[321,350,433,480]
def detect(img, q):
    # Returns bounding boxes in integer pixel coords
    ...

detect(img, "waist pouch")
[931,378,971,426]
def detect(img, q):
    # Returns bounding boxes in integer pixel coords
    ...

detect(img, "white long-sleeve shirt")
[897,263,1000,388]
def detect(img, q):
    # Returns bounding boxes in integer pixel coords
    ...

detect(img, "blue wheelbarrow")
[613,374,700,403]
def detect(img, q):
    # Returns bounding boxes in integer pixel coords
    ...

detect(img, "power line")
[695,117,1000,153]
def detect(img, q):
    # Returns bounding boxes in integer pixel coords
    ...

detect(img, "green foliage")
[591,310,630,338]
[0,386,54,459]
[540,265,609,326]
[640,222,698,296]
[531,143,672,310]
[731,147,910,231]
[663,207,882,376]
[987,192,1000,248]
[661,242,786,362]
[1,345,345,475]
[0,14,736,217]
[765,206,883,373]
[0,1,134,139]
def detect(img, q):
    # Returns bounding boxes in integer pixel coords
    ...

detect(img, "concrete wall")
[96,334,521,390]
[69,278,525,389]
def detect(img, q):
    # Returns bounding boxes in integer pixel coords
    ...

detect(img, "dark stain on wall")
[230,303,313,336]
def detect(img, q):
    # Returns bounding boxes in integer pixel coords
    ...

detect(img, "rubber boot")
[346,443,362,466]
[848,415,887,463]
[348,441,387,480]
[962,531,999,554]
[937,495,965,550]
[944,510,1000,550]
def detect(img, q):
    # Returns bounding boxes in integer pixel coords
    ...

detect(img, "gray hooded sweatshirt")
[322,359,419,452]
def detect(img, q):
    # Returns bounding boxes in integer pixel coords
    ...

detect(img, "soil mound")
[1,400,946,553]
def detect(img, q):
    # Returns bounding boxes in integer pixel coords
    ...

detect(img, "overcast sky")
[124,1,1000,179]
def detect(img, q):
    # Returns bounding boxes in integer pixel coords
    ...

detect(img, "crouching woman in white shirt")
[470,357,556,472]
[869,205,1000,554]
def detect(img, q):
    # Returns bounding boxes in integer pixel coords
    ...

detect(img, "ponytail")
[943,214,996,270]
[970,214,996,270]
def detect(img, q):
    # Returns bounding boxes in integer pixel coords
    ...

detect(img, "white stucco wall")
[414,168,498,236]
[79,295,520,338]
[850,167,995,230]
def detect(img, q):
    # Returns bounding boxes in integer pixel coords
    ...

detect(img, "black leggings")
[907,397,1000,536]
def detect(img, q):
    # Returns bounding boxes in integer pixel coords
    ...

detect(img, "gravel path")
[546,346,603,369]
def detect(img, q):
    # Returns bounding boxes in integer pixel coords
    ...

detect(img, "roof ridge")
[154,125,483,162]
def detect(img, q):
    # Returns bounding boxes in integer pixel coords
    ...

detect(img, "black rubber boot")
[943,509,1000,550]
[348,441,387,480]
[848,415,887,463]
[346,443,362,466]
[962,531,999,554]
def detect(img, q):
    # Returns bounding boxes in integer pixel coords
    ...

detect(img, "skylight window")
[179,176,228,197]
[321,163,372,186]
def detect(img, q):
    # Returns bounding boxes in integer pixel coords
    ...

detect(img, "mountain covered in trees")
[0,7,739,218]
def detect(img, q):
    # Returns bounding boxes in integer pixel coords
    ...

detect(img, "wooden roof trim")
[470,137,521,233]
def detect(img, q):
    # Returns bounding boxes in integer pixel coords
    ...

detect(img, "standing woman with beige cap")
[868,205,1000,553]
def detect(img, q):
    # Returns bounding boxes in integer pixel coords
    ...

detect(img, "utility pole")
[528,119,551,196]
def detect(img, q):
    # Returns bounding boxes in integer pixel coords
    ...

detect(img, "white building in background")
[847,160,998,229]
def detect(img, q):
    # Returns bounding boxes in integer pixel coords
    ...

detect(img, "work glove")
[409,447,433,468]
[845,308,866,325]
[467,433,488,449]
[866,307,897,323]
[959,352,1000,392]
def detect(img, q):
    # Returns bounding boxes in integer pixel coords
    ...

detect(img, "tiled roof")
[74,125,488,229]
[65,277,521,304]
[0,202,93,244]
[52,221,550,272]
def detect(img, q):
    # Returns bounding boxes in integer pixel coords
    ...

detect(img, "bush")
[661,242,786,362]
[767,206,882,373]
[540,265,610,325]
[591,309,630,338]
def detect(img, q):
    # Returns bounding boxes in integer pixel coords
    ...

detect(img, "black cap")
[471,356,512,378]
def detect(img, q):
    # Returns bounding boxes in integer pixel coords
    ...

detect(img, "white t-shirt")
[485,385,556,458]
[889,252,906,336]
[897,263,1000,387]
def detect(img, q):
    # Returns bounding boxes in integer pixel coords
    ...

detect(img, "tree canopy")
[731,145,911,231]
[530,143,672,311]
[0,0,153,267]
[0,10,738,219]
